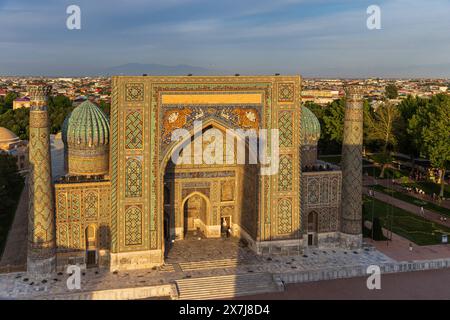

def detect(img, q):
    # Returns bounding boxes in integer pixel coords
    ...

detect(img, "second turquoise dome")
[301,106,321,145]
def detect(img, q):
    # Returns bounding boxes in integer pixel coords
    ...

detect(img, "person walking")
[221,218,227,236]
[420,206,424,216]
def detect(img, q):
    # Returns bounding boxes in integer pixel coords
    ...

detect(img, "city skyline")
[1,0,450,78]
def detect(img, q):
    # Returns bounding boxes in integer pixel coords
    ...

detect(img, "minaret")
[27,83,56,276]
[340,86,364,248]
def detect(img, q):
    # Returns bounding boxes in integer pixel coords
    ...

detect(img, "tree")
[365,102,400,177]
[0,108,29,140]
[4,92,18,108]
[304,101,324,121]
[0,154,23,213]
[98,100,110,116]
[417,94,450,197]
[385,84,398,99]
[317,98,372,154]
[48,95,74,134]
[322,98,346,153]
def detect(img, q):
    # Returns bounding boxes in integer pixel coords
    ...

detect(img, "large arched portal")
[162,122,260,255]
[110,76,302,271]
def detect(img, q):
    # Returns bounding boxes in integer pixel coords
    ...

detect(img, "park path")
[363,186,450,229]
[363,173,450,210]
[0,176,28,269]
[377,178,450,210]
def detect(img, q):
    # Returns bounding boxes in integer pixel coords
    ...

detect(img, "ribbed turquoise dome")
[62,100,110,148]
[301,106,321,145]
[62,100,110,175]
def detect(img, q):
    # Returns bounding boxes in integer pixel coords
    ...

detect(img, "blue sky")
[1,0,450,77]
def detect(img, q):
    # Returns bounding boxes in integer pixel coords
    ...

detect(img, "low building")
[0,127,29,172]
[13,96,31,109]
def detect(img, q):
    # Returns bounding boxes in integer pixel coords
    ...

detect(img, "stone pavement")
[0,238,394,299]
[237,268,450,300]
[366,229,450,261]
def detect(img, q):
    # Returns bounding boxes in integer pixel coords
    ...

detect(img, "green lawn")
[363,166,409,179]
[363,196,450,246]
[371,185,450,217]
[318,155,374,166]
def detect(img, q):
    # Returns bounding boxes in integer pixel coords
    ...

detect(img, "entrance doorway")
[182,193,209,238]
[307,211,318,246]
[85,225,97,267]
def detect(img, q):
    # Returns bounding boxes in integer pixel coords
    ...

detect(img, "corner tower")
[340,86,364,248]
[27,83,56,276]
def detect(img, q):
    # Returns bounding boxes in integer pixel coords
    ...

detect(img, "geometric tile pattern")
[28,107,56,261]
[125,111,143,149]
[278,83,295,103]
[54,182,111,255]
[307,177,320,205]
[56,193,67,220]
[301,172,342,234]
[277,199,292,234]
[56,224,68,249]
[278,155,293,191]
[125,83,144,102]
[125,158,142,198]
[84,191,98,220]
[69,193,81,220]
[70,224,81,249]
[278,111,293,147]
[125,206,143,246]
[341,86,364,235]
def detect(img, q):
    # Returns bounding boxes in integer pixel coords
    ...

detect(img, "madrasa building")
[25,76,364,275]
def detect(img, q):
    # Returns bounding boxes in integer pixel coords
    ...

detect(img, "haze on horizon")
[1,0,450,78]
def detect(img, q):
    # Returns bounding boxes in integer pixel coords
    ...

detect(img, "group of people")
[404,186,426,195]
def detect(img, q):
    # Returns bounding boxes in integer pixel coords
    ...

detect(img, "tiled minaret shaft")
[340,86,364,246]
[27,83,56,275]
